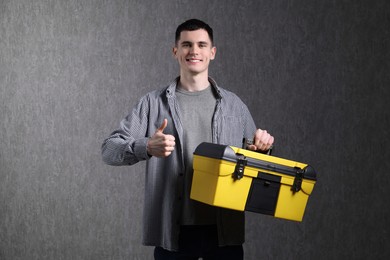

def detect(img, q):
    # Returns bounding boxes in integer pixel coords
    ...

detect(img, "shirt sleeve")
[101,95,151,166]
[241,101,257,139]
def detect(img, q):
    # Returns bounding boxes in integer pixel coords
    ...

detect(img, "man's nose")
[189,45,199,54]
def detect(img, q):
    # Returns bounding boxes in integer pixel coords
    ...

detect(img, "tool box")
[190,142,317,221]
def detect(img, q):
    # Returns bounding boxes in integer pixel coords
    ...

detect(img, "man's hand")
[147,119,176,157]
[247,129,274,152]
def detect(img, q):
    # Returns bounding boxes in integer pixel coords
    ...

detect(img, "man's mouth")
[186,58,202,63]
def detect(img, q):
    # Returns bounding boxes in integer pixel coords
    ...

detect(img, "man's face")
[173,29,216,77]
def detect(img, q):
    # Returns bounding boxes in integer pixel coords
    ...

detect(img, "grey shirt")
[176,85,217,225]
[102,77,257,251]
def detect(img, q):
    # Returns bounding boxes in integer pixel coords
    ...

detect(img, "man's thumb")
[157,119,168,133]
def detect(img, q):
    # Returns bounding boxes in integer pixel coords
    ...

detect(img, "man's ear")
[210,46,217,60]
[172,47,178,59]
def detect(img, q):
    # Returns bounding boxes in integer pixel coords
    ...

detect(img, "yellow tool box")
[190,142,317,221]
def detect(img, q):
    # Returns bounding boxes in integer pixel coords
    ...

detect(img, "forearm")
[101,133,149,166]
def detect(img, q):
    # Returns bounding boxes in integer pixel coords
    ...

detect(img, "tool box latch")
[292,167,304,193]
[233,154,247,180]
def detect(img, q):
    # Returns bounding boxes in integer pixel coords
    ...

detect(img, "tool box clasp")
[292,167,304,193]
[233,153,247,180]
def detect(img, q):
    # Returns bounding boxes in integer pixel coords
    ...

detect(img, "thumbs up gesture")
[147,119,176,157]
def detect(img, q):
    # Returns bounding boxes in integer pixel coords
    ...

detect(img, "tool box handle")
[243,138,273,155]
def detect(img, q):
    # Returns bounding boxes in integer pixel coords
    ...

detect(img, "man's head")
[175,19,214,46]
[173,19,216,79]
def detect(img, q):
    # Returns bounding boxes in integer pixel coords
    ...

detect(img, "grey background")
[1,0,389,259]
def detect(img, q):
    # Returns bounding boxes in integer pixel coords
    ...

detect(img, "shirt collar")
[166,76,222,99]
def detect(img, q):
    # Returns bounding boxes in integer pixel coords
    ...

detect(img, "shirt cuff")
[133,137,151,160]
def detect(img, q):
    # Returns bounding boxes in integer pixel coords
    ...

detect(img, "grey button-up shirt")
[102,77,257,251]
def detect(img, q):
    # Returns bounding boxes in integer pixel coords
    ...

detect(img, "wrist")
[146,137,152,157]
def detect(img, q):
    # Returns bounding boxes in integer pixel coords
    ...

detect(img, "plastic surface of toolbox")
[190,142,317,221]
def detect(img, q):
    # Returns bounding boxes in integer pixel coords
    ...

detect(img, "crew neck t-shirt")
[176,85,218,225]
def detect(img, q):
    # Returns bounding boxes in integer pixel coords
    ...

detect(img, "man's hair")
[175,19,214,46]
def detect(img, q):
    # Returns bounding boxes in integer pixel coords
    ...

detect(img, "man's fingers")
[254,129,265,146]
[157,118,168,133]
[268,136,275,148]
[160,136,176,148]
[254,129,267,147]
[151,138,176,157]
[253,129,274,151]
[147,119,176,157]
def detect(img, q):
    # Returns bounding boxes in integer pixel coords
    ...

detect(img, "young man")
[102,19,274,260]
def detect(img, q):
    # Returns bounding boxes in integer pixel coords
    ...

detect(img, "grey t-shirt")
[176,85,218,225]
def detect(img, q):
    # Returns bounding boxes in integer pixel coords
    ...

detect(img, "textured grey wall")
[1,0,389,259]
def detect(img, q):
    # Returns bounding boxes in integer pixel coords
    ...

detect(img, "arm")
[101,95,176,166]
[240,99,274,152]
[101,96,150,166]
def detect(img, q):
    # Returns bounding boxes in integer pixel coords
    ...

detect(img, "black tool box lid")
[193,142,316,181]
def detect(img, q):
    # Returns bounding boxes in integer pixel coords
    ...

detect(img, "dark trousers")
[154,225,243,260]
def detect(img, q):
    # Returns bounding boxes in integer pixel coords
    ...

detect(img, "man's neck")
[178,73,210,92]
